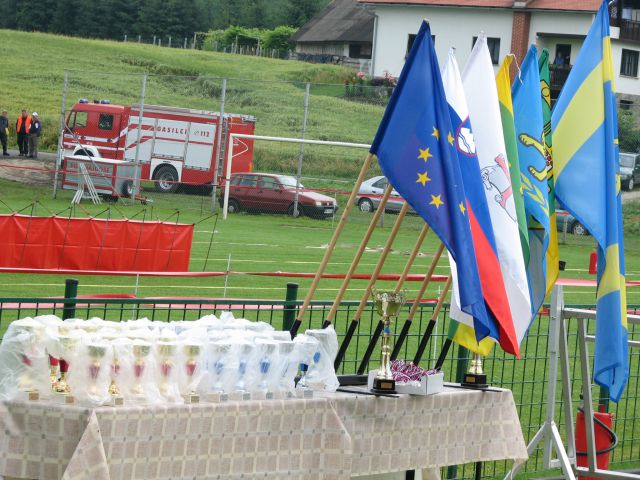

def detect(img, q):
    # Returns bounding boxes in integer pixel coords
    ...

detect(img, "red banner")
[0,214,193,272]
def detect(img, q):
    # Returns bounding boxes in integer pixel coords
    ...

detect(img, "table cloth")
[0,387,527,480]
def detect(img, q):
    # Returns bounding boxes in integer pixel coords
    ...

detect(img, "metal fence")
[0,280,638,479]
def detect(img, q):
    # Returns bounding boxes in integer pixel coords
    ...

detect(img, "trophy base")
[54,393,75,405]
[229,391,251,402]
[461,373,488,389]
[106,396,124,406]
[205,392,229,403]
[182,393,200,404]
[372,377,396,394]
[295,388,314,399]
[19,390,40,401]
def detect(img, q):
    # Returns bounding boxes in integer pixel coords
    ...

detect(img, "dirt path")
[0,150,56,186]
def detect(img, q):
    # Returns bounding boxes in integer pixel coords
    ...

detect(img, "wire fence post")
[211,78,227,213]
[283,282,299,331]
[132,74,147,199]
[294,82,310,217]
[53,69,69,199]
[62,278,79,320]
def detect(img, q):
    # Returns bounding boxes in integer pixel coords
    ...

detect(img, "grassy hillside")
[0,29,383,178]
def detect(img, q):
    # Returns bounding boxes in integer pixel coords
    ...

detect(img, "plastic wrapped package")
[274,340,297,395]
[303,326,339,391]
[66,340,113,406]
[230,338,257,394]
[293,334,320,390]
[176,339,205,400]
[127,339,164,405]
[205,339,234,395]
[155,336,182,403]
[254,338,278,394]
[0,318,50,401]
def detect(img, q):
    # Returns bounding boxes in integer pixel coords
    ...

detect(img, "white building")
[360,0,640,102]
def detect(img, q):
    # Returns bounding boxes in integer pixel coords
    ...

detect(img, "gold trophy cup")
[183,343,202,404]
[54,335,79,404]
[372,290,406,394]
[157,341,177,398]
[461,353,488,389]
[131,343,151,398]
[87,344,107,397]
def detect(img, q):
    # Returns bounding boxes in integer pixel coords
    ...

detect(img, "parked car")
[219,173,338,219]
[556,209,588,236]
[355,175,415,213]
[620,152,640,191]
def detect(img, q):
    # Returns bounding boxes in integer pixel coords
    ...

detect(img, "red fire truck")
[61,100,256,193]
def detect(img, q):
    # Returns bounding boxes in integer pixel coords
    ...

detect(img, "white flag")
[462,34,532,344]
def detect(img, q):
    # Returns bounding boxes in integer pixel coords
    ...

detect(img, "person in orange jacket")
[15,110,31,157]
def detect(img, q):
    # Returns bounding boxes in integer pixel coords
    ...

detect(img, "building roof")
[358,0,600,11]
[291,0,375,44]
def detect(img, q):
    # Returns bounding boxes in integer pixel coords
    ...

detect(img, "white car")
[355,176,415,213]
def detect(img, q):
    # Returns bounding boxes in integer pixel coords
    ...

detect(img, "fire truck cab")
[62,100,255,193]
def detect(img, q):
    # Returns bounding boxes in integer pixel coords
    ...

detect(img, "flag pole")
[322,184,395,328]
[289,152,375,338]
[413,275,451,365]
[334,202,410,371]
[391,242,445,360]
[355,223,431,374]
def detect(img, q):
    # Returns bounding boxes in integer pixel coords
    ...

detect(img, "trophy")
[206,343,231,402]
[461,353,488,389]
[371,290,406,394]
[48,354,59,390]
[157,341,177,398]
[108,355,124,405]
[131,343,151,399]
[87,343,107,398]
[15,322,44,401]
[182,343,202,403]
[257,341,276,399]
[232,343,254,401]
[276,341,296,398]
[55,335,79,403]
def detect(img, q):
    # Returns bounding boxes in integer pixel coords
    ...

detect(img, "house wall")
[371,5,513,76]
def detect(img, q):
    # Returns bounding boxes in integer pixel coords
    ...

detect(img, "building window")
[620,49,639,77]
[620,99,634,110]
[553,44,571,66]
[406,34,435,57]
[472,36,500,65]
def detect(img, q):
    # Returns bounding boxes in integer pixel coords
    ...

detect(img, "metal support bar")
[577,317,597,472]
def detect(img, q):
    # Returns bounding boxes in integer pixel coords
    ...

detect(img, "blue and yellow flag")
[552,1,628,402]
[513,45,550,318]
[371,20,496,343]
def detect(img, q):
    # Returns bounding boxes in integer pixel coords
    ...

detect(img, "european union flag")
[552,1,628,401]
[370,21,492,341]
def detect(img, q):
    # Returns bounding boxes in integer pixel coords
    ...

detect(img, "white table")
[0,387,527,480]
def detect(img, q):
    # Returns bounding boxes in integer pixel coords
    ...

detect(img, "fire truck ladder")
[71,163,102,205]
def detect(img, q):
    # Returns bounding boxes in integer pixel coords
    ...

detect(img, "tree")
[287,0,328,27]
[0,0,18,28]
[262,25,296,51]
[618,109,640,153]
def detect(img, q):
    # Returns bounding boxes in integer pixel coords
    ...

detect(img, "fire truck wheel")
[121,181,134,198]
[153,165,179,193]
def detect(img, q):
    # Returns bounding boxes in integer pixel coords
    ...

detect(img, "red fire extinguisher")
[575,404,617,480]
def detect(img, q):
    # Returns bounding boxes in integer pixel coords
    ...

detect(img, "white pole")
[132,74,147,198]
[223,254,231,298]
[53,69,69,199]
[222,136,235,220]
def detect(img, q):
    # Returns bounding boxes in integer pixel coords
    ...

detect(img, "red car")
[219,173,338,219]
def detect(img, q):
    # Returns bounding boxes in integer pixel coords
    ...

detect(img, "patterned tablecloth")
[0,387,527,480]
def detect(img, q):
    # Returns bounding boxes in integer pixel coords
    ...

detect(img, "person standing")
[0,111,9,156]
[28,112,41,159]
[15,110,31,157]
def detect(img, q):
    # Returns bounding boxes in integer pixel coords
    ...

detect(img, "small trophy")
[16,324,42,401]
[231,343,253,401]
[276,341,296,398]
[108,355,124,406]
[157,341,177,399]
[55,336,79,404]
[206,343,230,402]
[371,290,406,394]
[131,343,151,399]
[48,354,59,391]
[257,341,276,399]
[87,343,107,398]
[461,353,488,389]
[183,343,201,404]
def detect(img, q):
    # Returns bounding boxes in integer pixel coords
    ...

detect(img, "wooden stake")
[324,184,395,325]
[413,275,451,365]
[334,201,409,370]
[391,242,445,360]
[289,152,375,338]
[355,223,430,374]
